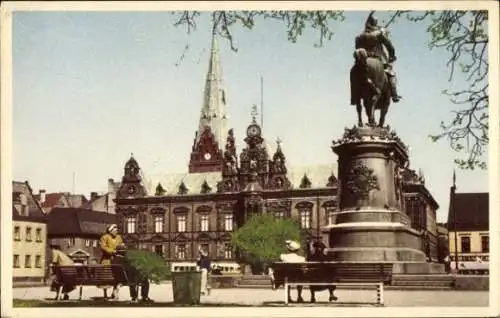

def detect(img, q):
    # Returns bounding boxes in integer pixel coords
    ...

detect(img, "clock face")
[204,152,212,160]
[127,185,136,195]
[247,124,260,137]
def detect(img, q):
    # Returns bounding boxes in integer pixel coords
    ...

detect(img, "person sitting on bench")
[49,244,76,300]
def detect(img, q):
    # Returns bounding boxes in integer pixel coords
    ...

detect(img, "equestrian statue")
[350,11,402,127]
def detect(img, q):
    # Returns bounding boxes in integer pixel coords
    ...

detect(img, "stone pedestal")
[326,126,427,263]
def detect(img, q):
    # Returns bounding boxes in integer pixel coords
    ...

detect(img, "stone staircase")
[237,274,454,290]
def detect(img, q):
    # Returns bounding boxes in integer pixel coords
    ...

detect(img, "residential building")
[47,207,118,263]
[34,191,88,213]
[447,181,489,263]
[81,180,118,214]
[12,181,47,285]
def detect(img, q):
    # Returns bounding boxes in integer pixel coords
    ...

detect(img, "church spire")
[196,24,228,148]
[188,21,228,173]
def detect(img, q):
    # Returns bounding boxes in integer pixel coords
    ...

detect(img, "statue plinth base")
[328,126,428,264]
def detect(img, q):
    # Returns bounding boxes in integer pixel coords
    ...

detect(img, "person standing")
[443,255,451,274]
[49,244,77,300]
[196,246,211,295]
[98,224,123,300]
[114,246,153,303]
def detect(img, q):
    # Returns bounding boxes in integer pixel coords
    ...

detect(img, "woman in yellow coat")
[99,224,124,300]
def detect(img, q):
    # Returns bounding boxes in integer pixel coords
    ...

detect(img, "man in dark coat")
[114,245,152,302]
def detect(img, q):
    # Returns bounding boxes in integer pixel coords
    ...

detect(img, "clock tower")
[188,24,227,173]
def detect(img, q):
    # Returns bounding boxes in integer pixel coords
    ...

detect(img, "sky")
[11,10,490,222]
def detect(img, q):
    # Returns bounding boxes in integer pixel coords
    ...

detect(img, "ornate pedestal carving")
[327,126,427,263]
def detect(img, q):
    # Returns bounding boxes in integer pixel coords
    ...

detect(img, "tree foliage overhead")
[230,213,304,264]
[172,10,489,170]
[385,10,488,170]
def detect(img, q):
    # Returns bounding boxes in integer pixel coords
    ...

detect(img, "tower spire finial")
[251,104,258,124]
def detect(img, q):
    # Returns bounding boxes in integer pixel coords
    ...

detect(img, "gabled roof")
[34,192,68,208]
[47,207,118,236]
[447,192,488,231]
[12,181,46,222]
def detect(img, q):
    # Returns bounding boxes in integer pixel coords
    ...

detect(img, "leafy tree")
[230,213,304,271]
[172,10,489,170]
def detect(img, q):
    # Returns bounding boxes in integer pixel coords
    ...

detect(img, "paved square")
[12,283,488,307]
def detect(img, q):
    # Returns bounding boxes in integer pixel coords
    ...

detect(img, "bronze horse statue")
[350,48,392,127]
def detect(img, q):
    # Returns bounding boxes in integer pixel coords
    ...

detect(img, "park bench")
[52,264,129,300]
[270,262,393,306]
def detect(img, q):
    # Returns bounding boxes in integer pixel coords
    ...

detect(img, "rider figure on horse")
[351,12,402,106]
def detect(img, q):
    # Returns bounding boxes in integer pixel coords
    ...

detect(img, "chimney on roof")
[90,192,99,201]
[39,189,46,204]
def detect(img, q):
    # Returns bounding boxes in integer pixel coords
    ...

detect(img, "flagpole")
[260,76,264,130]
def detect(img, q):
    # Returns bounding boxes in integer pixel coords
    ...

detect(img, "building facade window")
[137,213,147,234]
[85,239,91,247]
[274,211,285,219]
[67,238,75,247]
[127,216,136,234]
[177,244,186,259]
[25,255,31,268]
[14,226,21,241]
[177,215,187,232]
[460,236,471,253]
[92,240,98,247]
[481,236,489,253]
[200,214,209,232]
[25,227,32,242]
[13,255,20,268]
[300,210,312,229]
[224,214,233,231]
[35,255,42,268]
[327,211,335,225]
[154,244,163,257]
[154,215,164,233]
[224,243,232,259]
[35,228,42,242]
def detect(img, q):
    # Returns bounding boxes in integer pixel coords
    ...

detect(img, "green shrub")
[123,249,171,284]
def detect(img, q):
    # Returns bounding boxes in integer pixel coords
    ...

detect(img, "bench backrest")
[53,265,129,286]
[271,262,393,284]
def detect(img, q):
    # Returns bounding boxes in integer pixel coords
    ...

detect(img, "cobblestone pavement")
[13,283,489,307]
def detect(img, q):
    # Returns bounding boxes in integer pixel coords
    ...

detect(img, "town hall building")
[110,31,440,267]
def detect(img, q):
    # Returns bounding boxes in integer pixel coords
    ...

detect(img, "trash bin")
[172,271,202,305]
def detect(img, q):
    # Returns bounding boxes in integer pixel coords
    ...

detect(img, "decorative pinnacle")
[276,137,282,150]
[251,104,258,123]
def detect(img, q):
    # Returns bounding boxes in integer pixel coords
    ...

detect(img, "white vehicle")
[170,261,241,274]
[450,261,489,275]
